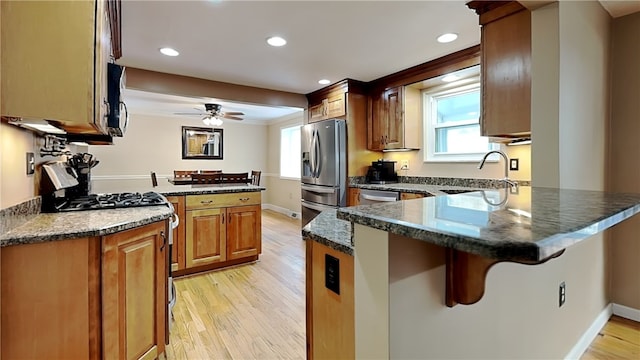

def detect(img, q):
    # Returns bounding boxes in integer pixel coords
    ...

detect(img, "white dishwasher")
[359,189,400,204]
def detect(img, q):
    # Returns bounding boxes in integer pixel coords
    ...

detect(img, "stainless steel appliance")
[106,63,129,137]
[301,119,347,226]
[359,189,400,205]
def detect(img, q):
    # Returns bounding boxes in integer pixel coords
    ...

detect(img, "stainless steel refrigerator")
[301,119,347,226]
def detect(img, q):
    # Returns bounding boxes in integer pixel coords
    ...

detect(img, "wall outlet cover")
[26,152,35,175]
[510,158,519,171]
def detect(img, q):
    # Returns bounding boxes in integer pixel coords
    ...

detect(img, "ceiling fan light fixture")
[210,117,224,126]
[159,47,180,56]
[266,36,287,47]
[436,33,458,43]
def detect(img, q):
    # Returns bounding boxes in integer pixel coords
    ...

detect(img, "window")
[423,81,498,162]
[280,124,301,179]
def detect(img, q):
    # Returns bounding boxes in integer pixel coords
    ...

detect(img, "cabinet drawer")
[186,192,261,210]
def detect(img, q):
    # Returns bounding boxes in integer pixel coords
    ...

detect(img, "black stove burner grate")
[58,192,168,212]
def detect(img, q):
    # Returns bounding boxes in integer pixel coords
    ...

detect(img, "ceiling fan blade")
[223,111,244,116]
[223,115,244,121]
[174,112,204,116]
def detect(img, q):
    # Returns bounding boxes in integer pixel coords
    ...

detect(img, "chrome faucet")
[478,150,518,191]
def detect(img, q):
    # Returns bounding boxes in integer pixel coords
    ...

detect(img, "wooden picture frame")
[181,126,223,160]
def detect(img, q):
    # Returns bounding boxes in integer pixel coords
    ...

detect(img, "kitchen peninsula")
[303,186,640,359]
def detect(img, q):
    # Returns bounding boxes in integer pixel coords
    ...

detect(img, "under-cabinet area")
[167,191,262,277]
[1,220,168,359]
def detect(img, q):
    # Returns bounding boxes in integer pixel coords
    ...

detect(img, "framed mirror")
[182,126,223,160]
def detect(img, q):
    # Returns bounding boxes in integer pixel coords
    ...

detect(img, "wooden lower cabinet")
[0,220,168,360]
[166,195,186,272]
[179,192,262,276]
[347,187,361,206]
[400,192,426,200]
[306,240,354,360]
[102,221,167,360]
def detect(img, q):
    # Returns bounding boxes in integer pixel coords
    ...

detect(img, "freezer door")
[300,120,345,187]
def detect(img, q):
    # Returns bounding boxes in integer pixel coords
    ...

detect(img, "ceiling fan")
[174,103,245,126]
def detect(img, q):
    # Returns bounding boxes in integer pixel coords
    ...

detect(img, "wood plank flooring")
[165,210,305,359]
[581,315,640,360]
[165,209,640,359]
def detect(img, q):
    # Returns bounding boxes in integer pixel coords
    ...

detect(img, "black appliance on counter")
[366,160,398,184]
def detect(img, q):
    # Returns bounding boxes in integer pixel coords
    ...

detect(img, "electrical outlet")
[559,282,566,307]
[510,158,519,171]
[400,159,410,170]
[26,152,35,175]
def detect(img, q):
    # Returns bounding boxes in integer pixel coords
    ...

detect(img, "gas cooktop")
[53,192,168,212]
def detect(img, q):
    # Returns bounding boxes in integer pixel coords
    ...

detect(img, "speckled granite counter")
[0,184,263,248]
[0,205,173,247]
[302,209,353,255]
[337,186,640,262]
[350,182,482,196]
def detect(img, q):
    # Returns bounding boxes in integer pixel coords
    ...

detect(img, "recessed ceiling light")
[159,47,179,56]
[266,36,287,47]
[442,74,460,82]
[437,33,458,43]
[318,79,330,85]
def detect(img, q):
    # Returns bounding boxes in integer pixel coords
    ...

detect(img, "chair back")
[219,172,249,184]
[174,170,195,178]
[191,173,221,184]
[200,170,222,175]
[251,170,261,186]
[150,172,158,187]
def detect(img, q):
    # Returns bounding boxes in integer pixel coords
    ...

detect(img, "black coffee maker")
[366,160,398,184]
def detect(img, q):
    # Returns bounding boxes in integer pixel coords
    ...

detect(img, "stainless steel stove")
[55,191,168,212]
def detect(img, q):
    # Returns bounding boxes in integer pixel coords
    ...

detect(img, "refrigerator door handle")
[301,184,337,194]
[313,129,321,178]
[309,129,317,178]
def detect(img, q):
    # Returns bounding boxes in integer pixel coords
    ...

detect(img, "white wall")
[89,113,268,192]
[264,113,303,216]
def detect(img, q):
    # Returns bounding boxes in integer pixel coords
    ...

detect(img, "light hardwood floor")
[581,315,640,359]
[165,209,639,359]
[165,210,306,359]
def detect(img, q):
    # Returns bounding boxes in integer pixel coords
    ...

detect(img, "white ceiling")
[119,0,640,124]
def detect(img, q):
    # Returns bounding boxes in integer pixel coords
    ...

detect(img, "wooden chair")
[200,170,222,175]
[150,172,158,187]
[250,170,261,186]
[174,170,195,179]
[191,173,221,184]
[219,172,249,184]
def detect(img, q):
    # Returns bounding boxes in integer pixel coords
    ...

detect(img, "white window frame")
[280,124,301,180]
[423,81,498,162]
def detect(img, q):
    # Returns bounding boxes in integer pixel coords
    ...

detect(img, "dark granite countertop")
[302,209,353,255]
[0,205,173,247]
[0,184,264,247]
[337,186,640,262]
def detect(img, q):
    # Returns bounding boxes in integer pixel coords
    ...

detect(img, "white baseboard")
[612,303,640,322]
[262,203,301,220]
[565,304,612,360]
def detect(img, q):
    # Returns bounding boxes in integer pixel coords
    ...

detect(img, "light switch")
[26,152,35,175]
[509,158,519,171]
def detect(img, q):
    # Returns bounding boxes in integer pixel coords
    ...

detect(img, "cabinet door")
[400,192,426,200]
[348,188,361,206]
[384,86,404,149]
[166,195,186,271]
[308,100,327,123]
[481,7,531,137]
[368,90,386,151]
[226,205,262,260]
[186,208,227,267]
[326,93,346,118]
[102,221,166,360]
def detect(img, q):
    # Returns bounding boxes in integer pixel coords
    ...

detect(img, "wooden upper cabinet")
[368,85,420,151]
[468,1,532,138]
[0,0,112,135]
[308,92,346,123]
[102,221,167,360]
